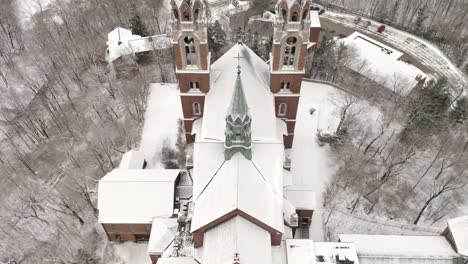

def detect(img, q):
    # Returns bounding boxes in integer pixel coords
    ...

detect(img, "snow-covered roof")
[202,216,273,264]
[119,150,145,169]
[338,234,460,261]
[106,27,171,62]
[191,151,284,233]
[339,32,427,96]
[310,11,321,28]
[286,239,316,264]
[284,185,316,210]
[148,218,178,255]
[98,169,179,223]
[201,43,279,142]
[286,240,360,264]
[447,215,468,257]
[157,257,198,264]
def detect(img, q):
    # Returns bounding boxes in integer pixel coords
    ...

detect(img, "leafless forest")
[0,0,175,263]
[0,0,467,263]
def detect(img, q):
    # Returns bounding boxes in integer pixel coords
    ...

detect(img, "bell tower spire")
[270,0,312,149]
[170,0,210,144]
[224,56,252,160]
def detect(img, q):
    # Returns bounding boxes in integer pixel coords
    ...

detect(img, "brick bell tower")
[170,0,210,143]
[271,0,311,149]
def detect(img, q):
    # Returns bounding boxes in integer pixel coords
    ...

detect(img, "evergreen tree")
[251,32,259,54]
[406,78,451,135]
[449,96,468,126]
[414,6,428,33]
[250,0,271,15]
[208,20,227,59]
[129,4,150,37]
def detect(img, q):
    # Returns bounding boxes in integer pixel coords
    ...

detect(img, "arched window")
[291,12,299,22]
[194,9,200,22]
[189,81,200,90]
[193,102,201,115]
[283,37,297,67]
[173,9,179,20]
[281,82,291,91]
[279,103,287,116]
[184,36,197,67]
[183,11,190,21]
[281,9,287,20]
[302,10,308,20]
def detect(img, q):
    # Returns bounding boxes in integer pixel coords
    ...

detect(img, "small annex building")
[443,215,468,258]
[339,31,427,96]
[338,234,464,264]
[97,150,180,242]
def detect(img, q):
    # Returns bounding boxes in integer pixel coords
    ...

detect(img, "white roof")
[191,152,284,233]
[119,150,145,169]
[339,32,427,96]
[106,27,171,62]
[201,43,280,142]
[447,215,468,256]
[284,185,316,210]
[202,216,273,264]
[98,169,179,223]
[314,242,360,264]
[310,11,321,28]
[157,257,198,264]
[338,234,459,260]
[286,239,316,264]
[148,218,178,255]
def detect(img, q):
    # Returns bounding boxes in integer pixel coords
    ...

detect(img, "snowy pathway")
[291,81,342,241]
[322,11,467,93]
[140,83,183,169]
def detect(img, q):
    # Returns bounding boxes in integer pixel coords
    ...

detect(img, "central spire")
[224,55,252,160]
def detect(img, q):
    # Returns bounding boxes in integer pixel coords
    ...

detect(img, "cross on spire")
[234,52,243,75]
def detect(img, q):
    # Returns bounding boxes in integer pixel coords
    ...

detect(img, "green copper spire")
[224,59,252,160]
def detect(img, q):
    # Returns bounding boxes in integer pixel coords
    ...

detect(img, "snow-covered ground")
[140,83,183,169]
[322,11,467,94]
[110,242,152,264]
[16,0,55,29]
[291,81,341,241]
[291,80,383,240]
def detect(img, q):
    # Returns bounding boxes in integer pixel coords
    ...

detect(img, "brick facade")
[270,73,303,93]
[310,27,320,43]
[177,72,210,93]
[102,223,152,242]
[192,209,283,248]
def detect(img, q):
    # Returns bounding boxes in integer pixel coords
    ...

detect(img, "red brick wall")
[272,44,281,71]
[283,134,294,149]
[310,27,320,43]
[298,44,307,71]
[180,95,205,119]
[173,43,183,70]
[199,43,209,70]
[270,73,304,93]
[177,73,210,93]
[275,96,299,120]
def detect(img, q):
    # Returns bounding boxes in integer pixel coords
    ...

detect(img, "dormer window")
[291,12,299,22]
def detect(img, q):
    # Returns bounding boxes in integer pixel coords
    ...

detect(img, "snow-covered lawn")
[140,83,182,169]
[110,242,152,264]
[291,81,341,240]
[291,80,383,240]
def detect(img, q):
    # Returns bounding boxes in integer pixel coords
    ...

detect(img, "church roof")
[201,43,279,142]
[202,216,274,264]
[190,152,284,233]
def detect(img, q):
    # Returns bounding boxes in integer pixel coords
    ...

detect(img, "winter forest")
[0,0,467,263]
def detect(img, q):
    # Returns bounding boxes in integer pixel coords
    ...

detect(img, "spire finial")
[234,52,243,75]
